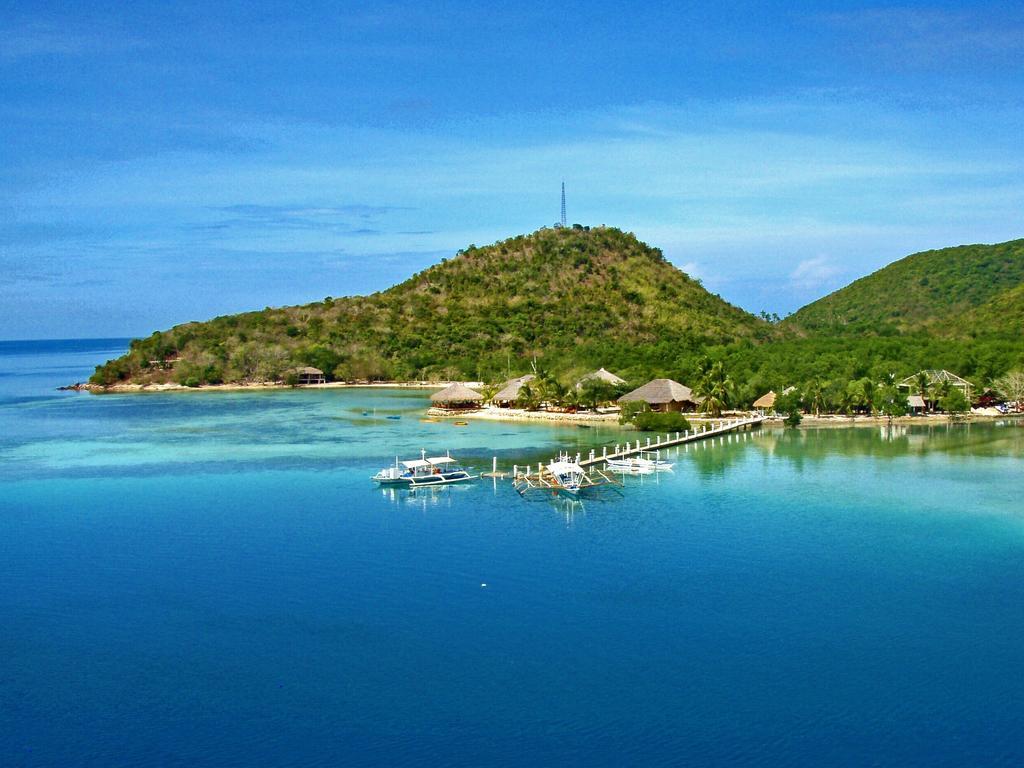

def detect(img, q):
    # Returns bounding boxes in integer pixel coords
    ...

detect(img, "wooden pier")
[506,415,764,480]
[578,415,763,467]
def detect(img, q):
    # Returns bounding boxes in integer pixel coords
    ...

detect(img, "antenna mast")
[560,181,566,228]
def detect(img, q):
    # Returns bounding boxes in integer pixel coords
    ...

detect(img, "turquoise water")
[2,340,1024,766]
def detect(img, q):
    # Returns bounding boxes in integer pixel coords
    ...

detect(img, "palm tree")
[804,379,826,416]
[695,361,732,418]
[516,382,540,410]
[916,371,930,410]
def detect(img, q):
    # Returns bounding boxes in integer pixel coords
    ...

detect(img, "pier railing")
[578,415,764,466]
[499,415,765,479]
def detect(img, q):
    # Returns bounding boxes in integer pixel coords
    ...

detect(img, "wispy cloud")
[820,8,1024,68]
[195,204,412,235]
[0,23,143,62]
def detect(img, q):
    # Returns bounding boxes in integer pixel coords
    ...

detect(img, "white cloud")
[789,256,845,292]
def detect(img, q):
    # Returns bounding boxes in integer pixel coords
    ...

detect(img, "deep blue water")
[2,340,1024,766]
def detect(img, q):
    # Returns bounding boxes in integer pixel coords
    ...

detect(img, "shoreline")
[63,381,1021,429]
[62,380,465,393]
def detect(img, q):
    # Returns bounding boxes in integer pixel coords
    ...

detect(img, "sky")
[2,1,1023,339]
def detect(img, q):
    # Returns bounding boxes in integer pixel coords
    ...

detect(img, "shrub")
[784,411,803,428]
[632,411,691,433]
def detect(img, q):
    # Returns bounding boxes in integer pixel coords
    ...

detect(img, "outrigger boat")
[514,454,620,498]
[372,451,477,487]
[605,451,674,473]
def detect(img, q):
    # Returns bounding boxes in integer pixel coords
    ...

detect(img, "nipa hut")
[492,374,536,407]
[430,383,484,411]
[752,386,795,413]
[575,367,626,389]
[618,378,698,412]
[295,366,326,385]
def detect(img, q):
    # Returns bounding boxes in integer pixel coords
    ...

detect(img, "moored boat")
[605,451,674,473]
[372,451,477,486]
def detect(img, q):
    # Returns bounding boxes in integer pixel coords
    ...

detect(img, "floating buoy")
[480,583,487,588]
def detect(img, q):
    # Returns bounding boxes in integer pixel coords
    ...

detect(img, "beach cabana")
[618,378,698,413]
[575,367,626,389]
[430,383,484,411]
[492,374,536,407]
[295,366,326,385]
[753,386,795,414]
[907,394,926,415]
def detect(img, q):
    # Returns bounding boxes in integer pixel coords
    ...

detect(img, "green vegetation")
[785,239,1024,337]
[90,228,1024,403]
[618,402,690,432]
[631,411,691,433]
[92,226,766,387]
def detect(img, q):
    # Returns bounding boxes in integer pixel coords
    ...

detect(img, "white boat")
[545,459,591,495]
[605,451,674,473]
[372,452,477,486]
[514,456,620,499]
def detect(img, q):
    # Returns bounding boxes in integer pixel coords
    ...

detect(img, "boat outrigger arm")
[513,456,620,497]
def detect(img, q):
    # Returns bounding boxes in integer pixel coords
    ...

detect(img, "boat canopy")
[402,459,431,469]
[427,456,456,465]
[547,461,584,475]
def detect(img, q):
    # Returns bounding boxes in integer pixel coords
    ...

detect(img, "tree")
[775,388,803,417]
[694,360,732,418]
[994,370,1024,404]
[878,385,909,420]
[940,389,970,416]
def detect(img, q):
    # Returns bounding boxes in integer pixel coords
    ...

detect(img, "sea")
[2,338,1023,767]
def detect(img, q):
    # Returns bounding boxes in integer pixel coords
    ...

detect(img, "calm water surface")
[2,340,1023,766]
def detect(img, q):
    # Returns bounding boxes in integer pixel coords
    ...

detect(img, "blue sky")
[2,1,1023,338]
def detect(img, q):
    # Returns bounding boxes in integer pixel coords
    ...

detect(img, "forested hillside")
[784,239,1024,336]
[91,226,768,386]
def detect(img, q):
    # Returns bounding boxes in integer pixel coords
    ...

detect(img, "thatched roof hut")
[618,378,697,412]
[492,374,536,405]
[295,366,325,385]
[753,390,776,409]
[430,383,484,408]
[575,367,626,389]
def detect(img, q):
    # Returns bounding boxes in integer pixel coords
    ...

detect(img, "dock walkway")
[577,415,764,467]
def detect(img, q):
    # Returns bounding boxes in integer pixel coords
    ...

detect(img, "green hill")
[91,226,769,387]
[784,239,1024,337]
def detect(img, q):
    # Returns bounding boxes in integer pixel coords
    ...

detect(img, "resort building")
[898,369,973,408]
[574,367,626,389]
[618,378,698,413]
[491,374,536,407]
[295,367,326,385]
[430,383,484,411]
[907,395,927,415]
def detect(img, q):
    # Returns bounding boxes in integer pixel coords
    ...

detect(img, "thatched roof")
[575,367,626,388]
[296,366,324,375]
[618,378,695,405]
[753,390,776,409]
[908,395,926,408]
[492,374,536,403]
[430,383,484,403]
